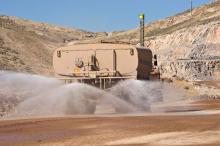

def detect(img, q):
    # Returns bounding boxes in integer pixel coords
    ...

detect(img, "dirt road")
[0,100,220,146]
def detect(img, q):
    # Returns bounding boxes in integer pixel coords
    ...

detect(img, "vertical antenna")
[139,13,145,47]
[190,0,193,16]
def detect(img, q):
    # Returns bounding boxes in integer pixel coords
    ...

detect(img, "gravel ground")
[0,100,220,146]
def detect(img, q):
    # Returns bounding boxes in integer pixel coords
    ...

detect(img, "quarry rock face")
[150,25,220,81]
[149,23,220,81]
[160,60,220,81]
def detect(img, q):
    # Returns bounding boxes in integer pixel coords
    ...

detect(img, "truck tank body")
[53,43,152,89]
[53,43,152,78]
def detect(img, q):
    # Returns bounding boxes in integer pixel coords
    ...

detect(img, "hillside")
[0,15,106,75]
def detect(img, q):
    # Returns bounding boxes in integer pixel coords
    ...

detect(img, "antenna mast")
[139,13,145,47]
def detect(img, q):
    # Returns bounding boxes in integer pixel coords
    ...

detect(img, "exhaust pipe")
[139,13,145,47]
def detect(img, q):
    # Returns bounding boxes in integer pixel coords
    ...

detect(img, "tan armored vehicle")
[53,43,152,88]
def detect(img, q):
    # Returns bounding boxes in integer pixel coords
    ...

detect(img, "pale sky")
[0,0,211,32]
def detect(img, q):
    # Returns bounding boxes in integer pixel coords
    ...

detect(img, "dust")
[0,71,190,118]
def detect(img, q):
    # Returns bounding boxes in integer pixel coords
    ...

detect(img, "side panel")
[95,50,114,74]
[115,49,138,77]
[53,50,94,76]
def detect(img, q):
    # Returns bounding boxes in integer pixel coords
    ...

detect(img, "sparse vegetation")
[0,16,106,75]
